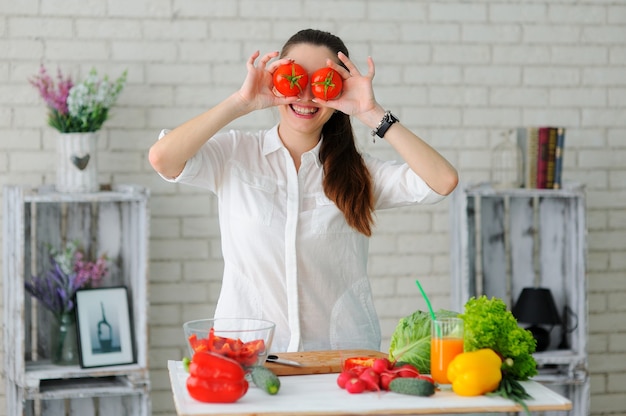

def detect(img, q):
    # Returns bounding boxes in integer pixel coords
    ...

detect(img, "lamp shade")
[512,287,562,326]
[513,287,562,351]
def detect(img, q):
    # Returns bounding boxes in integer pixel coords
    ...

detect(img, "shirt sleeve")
[364,154,446,209]
[155,129,235,193]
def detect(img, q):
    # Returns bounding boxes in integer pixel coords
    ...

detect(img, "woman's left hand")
[314,52,381,119]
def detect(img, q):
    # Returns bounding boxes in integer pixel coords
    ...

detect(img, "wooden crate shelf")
[449,181,589,416]
[3,184,151,416]
[36,375,147,400]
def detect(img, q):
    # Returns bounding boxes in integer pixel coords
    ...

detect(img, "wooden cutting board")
[264,349,387,376]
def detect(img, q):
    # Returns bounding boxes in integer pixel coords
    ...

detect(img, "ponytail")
[320,112,375,236]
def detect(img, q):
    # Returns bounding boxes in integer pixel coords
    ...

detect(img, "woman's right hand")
[236,51,297,112]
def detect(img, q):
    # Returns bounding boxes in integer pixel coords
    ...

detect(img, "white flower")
[66,68,127,130]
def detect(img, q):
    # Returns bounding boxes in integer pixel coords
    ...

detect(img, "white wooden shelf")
[449,181,589,416]
[3,184,151,416]
[34,375,146,400]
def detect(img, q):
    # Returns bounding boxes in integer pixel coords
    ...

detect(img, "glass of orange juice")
[430,317,464,384]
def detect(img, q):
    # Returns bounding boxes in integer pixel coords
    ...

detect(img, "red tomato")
[311,67,343,100]
[273,63,308,97]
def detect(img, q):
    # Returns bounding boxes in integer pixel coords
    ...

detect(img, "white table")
[168,360,572,416]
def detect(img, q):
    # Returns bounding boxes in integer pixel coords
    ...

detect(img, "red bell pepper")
[186,351,248,403]
[343,357,377,375]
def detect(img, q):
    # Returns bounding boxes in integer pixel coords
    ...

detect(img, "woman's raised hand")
[236,51,297,112]
[315,52,379,118]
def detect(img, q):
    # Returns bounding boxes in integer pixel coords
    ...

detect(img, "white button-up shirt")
[158,125,444,352]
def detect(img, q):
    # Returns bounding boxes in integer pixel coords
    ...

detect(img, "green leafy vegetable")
[388,309,459,374]
[461,296,537,380]
[488,376,532,415]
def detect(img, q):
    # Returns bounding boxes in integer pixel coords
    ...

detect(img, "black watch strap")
[371,111,400,141]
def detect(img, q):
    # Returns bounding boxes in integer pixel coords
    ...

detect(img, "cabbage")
[388,309,459,374]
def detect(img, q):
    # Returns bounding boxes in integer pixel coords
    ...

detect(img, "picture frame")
[75,286,135,368]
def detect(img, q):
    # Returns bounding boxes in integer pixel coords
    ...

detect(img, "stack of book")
[516,126,566,189]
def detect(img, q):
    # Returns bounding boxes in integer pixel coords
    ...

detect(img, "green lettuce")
[388,309,459,373]
[461,296,537,380]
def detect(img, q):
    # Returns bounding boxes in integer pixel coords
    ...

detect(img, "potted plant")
[30,65,127,193]
[24,241,109,365]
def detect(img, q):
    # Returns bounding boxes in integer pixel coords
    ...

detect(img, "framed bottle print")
[75,286,135,368]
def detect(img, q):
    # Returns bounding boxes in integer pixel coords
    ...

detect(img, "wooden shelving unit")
[449,181,589,416]
[3,184,151,416]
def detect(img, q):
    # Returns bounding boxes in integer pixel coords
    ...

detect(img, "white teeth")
[291,105,318,115]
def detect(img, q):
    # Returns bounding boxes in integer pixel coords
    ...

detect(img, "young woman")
[149,29,458,352]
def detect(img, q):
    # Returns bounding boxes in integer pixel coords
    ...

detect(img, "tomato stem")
[280,64,305,92]
[312,70,338,99]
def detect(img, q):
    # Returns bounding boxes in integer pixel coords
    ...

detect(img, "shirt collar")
[264,124,323,168]
[263,125,284,155]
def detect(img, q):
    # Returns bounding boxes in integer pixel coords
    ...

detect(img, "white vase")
[56,132,99,193]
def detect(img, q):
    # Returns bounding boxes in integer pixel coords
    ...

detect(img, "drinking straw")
[416,279,441,337]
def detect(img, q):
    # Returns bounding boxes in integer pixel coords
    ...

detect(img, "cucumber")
[389,377,435,397]
[250,365,281,395]
[182,357,191,372]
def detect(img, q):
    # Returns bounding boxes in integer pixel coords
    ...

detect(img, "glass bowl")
[183,318,275,367]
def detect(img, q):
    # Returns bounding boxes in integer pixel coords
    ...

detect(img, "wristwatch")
[371,111,400,140]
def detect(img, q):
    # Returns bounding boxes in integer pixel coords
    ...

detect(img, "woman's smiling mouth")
[291,104,319,117]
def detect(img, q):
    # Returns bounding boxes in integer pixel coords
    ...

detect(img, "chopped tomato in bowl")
[184,318,275,367]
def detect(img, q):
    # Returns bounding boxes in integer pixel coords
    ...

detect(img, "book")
[515,128,527,187]
[545,127,558,189]
[517,127,539,189]
[536,127,551,189]
[553,127,566,189]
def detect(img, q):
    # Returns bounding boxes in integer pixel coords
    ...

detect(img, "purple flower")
[24,242,109,319]
[29,65,73,115]
[73,251,108,287]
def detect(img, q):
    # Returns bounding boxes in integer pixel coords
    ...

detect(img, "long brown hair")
[281,29,375,236]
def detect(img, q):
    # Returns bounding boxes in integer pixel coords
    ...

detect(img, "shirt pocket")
[311,193,353,234]
[228,162,277,226]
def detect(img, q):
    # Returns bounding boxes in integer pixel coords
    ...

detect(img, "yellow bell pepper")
[447,348,503,396]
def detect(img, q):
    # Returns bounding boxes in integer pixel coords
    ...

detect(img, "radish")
[358,368,381,392]
[345,378,366,394]
[416,374,435,384]
[336,370,357,389]
[380,371,398,390]
[371,357,392,374]
[397,363,420,378]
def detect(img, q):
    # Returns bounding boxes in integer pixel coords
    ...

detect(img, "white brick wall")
[1,1,625,415]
